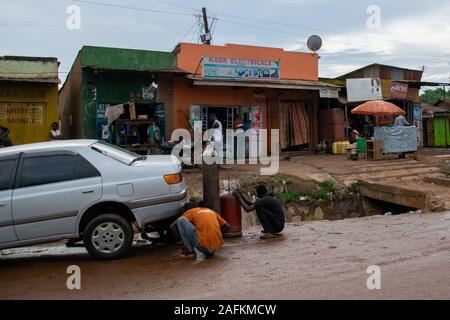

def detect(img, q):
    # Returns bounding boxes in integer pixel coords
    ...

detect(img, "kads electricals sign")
[202,56,280,80]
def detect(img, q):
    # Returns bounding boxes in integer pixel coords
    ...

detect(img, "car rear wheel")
[84,214,133,260]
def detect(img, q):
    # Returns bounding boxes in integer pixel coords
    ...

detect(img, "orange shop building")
[170,42,340,150]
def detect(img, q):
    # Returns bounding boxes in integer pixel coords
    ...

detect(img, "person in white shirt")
[394,114,410,127]
[209,113,223,143]
[49,122,64,140]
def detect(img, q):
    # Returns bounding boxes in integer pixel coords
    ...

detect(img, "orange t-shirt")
[182,208,228,250]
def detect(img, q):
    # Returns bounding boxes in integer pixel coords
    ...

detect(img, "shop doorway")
[279,100,309,150]
[190,105,261,132]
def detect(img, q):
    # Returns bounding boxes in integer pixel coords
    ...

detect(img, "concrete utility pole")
[201,7,211,45]
[200,7,219,212]
[202,147,221,214]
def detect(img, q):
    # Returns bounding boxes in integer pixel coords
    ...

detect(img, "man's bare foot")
[173,249,195,260]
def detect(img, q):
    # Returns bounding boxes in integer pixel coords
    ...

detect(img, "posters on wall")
[190,105,201,123]
[250,106,261,132]
[96,103,110,140]
[346,78,383,102]
[203,56,280,80]
[142,86,156,100]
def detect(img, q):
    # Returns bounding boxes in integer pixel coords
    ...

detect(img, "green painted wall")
[81,69,161,138]
[78,46,177,139]
[434,117,450,147]
[81,46,175,72]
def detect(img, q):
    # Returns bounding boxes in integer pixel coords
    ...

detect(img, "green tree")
[420,88,450,105]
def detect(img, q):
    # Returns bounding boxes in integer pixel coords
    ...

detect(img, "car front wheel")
[84,214,133,260]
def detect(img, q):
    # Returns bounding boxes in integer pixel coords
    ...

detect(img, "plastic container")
[355,138,367,154]
[220,192,242,237]
[332,142,339,154]
[333,141,351,155]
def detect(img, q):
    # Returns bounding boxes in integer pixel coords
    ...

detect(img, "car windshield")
[91,141,141,165]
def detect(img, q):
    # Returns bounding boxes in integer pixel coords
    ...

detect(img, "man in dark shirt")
[233,184,285,239]
[0,125,12,148]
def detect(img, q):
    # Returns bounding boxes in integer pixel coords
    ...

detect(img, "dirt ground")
[1,212,450,300]
[184,148,450,193]
[184,148,450,213]
[2,149,450,300]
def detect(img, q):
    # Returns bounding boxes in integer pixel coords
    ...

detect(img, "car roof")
[0,139,98,156]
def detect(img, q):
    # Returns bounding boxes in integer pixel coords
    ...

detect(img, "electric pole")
[200,7,219,212]
[201,7,211,45]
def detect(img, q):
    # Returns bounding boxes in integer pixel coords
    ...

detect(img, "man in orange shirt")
[170,204,230,261]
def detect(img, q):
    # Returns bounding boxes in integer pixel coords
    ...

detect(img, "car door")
[12,150,102,241]
[0,154,19,244]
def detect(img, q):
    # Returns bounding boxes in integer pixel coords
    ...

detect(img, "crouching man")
[170,204,230,261]
[232,185,285,239]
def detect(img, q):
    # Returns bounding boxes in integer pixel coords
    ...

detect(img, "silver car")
[0,140,187,260]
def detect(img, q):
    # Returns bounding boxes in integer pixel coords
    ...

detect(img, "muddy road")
[1,212,450,300]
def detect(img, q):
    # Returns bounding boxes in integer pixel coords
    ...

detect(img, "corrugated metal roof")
[0,75,60,84]
[83,66,186,74]
[187,75,341,91]
[0,56,60,83]
[421,103,449,114]
[336,63,424,80]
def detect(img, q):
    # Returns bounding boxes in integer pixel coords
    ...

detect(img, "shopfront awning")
[396,80,450,88]
[186,75,341,92]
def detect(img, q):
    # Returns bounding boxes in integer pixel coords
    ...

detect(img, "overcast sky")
[1,0,449,85]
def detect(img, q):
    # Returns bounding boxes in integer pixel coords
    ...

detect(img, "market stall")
[102,102,166,155]
[351,100,417,160]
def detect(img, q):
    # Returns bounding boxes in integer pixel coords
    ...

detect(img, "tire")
[83,214,133,260]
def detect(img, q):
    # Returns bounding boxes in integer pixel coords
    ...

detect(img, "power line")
[148,0,450,55]
[210,16,218,44]
[145,0,450,59]
[151,0,201,13]
[72,0,193,17]
[69,0,450,60]
[216,17,450,60]
[190,22,199,43]
[177,22,198,44]
[191,14,203,44]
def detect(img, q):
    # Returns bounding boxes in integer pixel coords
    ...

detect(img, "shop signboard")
[203,56,280,80]
[346,78,383,102]
[390,81,409,100]
[0,103,44,124]
[0,103,45,145]
[319,88,339,99]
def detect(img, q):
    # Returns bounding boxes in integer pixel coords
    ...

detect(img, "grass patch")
[348,181,360,193]
[302,214,318,222]
[318,180,337,193]
[306,188,333,204]
[276,190,301,204]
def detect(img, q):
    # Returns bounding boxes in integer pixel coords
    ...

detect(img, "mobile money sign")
[202,56,280,80]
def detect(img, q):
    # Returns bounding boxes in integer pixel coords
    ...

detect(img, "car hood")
[131,155,181,168]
